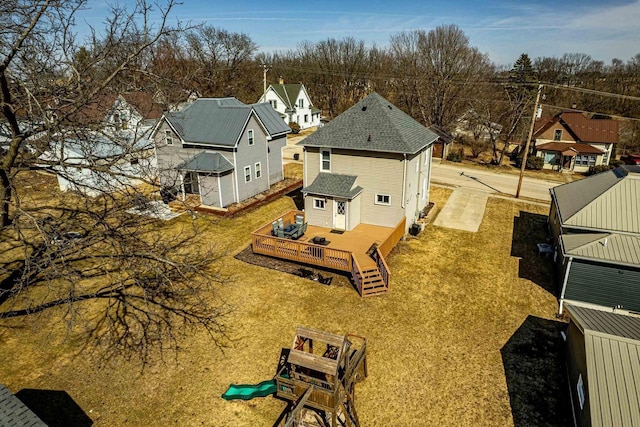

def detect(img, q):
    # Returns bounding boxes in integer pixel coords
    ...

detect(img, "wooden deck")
[251,211,405,296]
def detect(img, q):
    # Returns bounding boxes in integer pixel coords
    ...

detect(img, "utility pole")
[261,64,270,96]
[516,83,543,199]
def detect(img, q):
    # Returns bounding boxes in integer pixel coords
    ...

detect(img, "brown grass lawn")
[0,176,567,426]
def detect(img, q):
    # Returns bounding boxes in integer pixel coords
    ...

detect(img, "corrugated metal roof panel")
[585,334,640,427]
[566,304,640,340]
[562,233,640,265]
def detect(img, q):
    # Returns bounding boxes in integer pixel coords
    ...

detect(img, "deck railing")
[377,217,406,257]
[251,211,352,272]
[371,248,390,292]
[350,256,365,297]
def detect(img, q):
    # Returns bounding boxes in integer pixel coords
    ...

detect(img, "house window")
[244,166,251,183]
[576,155,596,166]
[298,99,304,108]
[270,100,277,109]
[554,129,562,141]
[603,144,610,164]
[304,114,309,123]
[577,374,585,410]
[313,198,325,210]
[255,162,261,179]
[248,129,254,146]
[321,149,331,172]
[375,194,391,206]
[165,130,173,145]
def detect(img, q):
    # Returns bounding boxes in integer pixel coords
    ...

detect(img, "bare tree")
[1,0,230,362]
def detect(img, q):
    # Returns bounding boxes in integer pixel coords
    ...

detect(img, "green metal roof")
[566,305,640,427]
[298,92,438,154]
[302,173,363,199]
[176,152,234,174]
[561,232,640,267]
[164,98,290,147]
[551,166,640,234]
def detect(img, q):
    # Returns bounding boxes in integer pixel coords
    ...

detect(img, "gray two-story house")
[299,92,439,234]
[153,98,290,208]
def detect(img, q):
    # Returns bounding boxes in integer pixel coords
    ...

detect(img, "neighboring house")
[45,133,155,197]
[152,97,290,208]
[430,124,455,159]
[533,111,618,172]
[43,92,162,195]
[298,92,438,234]
[258,81,321,129]
[549,165,640,314]
[564,304,640,427]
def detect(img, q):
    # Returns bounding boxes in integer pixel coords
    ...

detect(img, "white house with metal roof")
[298,92,438,233]
[258,82,321,130]
[152,97,290,208]
[564,304,640,427]
[549,165,640,315]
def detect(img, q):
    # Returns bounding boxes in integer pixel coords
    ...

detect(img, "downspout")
[426,145,433,200]
[402,154,407,209]
[217,174,222,207]
[179,173,185,201]
[233,150,240,203]
[303,147,307,185]
[558,257,573,315]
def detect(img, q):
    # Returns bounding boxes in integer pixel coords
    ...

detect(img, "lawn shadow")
[15,389,93,427]
[501,315,570,427]
[510,211,556,295]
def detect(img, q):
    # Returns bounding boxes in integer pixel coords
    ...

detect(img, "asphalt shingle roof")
[0,385,46,427]
[176,152,234,173]
[298,92,438,154]
[164,98,290,146]
[302,173,363,199]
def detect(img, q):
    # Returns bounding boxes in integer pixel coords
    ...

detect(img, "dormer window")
[554,129,562,141]
[248,129,254,146]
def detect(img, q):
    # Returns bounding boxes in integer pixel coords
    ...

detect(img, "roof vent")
[387,105,392,110]
[362,106,367,111]
[601,238,608,247]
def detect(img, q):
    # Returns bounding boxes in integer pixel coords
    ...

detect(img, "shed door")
[334,200,347,230]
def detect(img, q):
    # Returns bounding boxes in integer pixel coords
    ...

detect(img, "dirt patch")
[235,246,352,289]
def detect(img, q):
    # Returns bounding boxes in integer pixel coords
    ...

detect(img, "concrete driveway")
[433,189,489,232]
[431,162,560,202]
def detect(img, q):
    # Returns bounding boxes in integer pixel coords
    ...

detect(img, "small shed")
[564,305,640,426]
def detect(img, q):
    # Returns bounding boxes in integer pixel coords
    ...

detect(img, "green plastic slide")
[221,380,277,401]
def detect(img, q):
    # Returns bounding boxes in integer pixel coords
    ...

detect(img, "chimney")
[571,102,577,109]
[279,76,284,85]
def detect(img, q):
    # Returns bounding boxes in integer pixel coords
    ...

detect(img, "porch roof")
[536,142,603,154]
[176,152,234,173]
[302,173,363,199]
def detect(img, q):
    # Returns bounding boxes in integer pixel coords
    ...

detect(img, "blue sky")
[78,0,640,66]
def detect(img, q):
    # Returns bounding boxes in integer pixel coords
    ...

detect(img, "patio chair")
[295,214,304,225]
[271,221,279,236]
[277,218,285,229]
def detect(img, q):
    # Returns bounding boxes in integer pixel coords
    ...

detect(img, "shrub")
[515,152,544,170]
[609,159,623,168]
[446,148,464,162]
[288,122,300,134]
[586,164,614,176]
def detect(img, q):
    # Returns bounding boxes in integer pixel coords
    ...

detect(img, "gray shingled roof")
[551,165,640,233]
[298,92,438,154]
[565,305,640,427]
[0,385,46,427]
[302,173,363,199]
[164,98,290,147]
[176,152,234,173]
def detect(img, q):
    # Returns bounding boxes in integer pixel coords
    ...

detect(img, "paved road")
[431,162,559,202]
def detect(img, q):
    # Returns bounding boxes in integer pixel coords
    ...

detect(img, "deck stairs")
[359,266,388,296]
